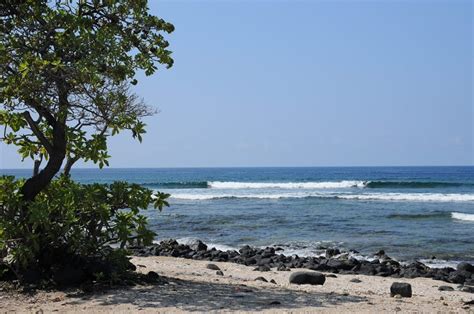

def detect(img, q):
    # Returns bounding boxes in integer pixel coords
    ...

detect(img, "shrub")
[0,175,169,284]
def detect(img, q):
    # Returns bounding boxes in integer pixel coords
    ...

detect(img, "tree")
[0,0,174,201]
[0,1,173,283]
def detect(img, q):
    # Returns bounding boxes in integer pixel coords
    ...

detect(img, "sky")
[1,0,472,168]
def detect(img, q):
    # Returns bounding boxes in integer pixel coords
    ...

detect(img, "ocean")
[2,166,473,267]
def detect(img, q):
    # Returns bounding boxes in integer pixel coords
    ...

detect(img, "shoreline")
[1,255,473,313]
[130,239,474,288]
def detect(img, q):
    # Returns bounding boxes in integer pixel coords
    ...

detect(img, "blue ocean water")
[2,166,474,266]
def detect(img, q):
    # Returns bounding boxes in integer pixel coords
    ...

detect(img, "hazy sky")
[1,0,472,168]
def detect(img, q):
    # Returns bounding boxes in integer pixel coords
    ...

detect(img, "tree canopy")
[0,0,174,200]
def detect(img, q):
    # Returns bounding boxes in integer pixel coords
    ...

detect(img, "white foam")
[418,259,459,269]
[451,212,474,222]
[336,193,474,202]
[169,192,305,200]
[208,180,366,189]
[169,192,474,202]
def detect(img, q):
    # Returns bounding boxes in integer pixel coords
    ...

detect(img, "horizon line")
[1,164,473,171]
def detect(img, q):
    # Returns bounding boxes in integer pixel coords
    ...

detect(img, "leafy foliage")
[0,175,169,282]
[0,1,173,284]
[0,0,174,201]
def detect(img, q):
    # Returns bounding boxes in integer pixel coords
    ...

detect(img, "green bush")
[0,175,169,284]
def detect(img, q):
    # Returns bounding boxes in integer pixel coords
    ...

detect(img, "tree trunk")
[33,159,41,176]
[63,156,78,177]
[20,123,67,202]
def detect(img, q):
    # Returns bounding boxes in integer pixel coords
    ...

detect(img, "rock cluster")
[129,239,474,287]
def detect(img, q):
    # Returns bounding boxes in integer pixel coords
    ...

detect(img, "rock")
[465,279,474,287]
[289,271,326,285]
[326,248,341,258]
[438,286,454,291]
[390,282,412,298]
[270,279,277,284]
[239,245,255,257]
[326,274,337,278]
[457,262,474,273]
[254,265,271,272]
[461,286,474,293]
[216,270,224,276]
[448,270,469,284]
[350,278,362,283]
[143,271,160,283]
[375,250,385,256]
[206,263,221,271]
[189,240,208,251]
[257,258,272,266]
[255,276,268,282]
[277,264,290,271]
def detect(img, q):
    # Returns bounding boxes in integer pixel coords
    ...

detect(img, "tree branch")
[22,111,53,154]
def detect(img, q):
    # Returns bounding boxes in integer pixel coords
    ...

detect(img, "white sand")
[0,256,472,313]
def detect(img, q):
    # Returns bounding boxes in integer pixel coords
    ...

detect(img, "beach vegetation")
[0,0,172,285]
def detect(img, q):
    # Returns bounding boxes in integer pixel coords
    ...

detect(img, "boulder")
[438,286,454,291]
[189,240,208,251]
[255,276,268,282]
[206,263,221,271]
[143,271,160,283]
[326,248,341,258]
[390,282,412,298]
[461,286,474,293]
[216,270,224,276]
[457,262,474,273]
[254,265,271,272]
[289,271,325,285]
[277,264,290,271]
[448,270,470,284]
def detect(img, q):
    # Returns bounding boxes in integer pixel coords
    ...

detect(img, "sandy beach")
[1,255,472,313]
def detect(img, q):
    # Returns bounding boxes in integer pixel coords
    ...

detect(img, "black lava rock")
[143,271,160,283]
[190,240,208,252]
[289,271,326,285]
[206,263,221,271]
[457,262,474,273]
[326,248,341,258]
[438,285,454,291]
[448,270,470,284]
[254,265,271,272]
[390,282,412,298]
[277,264,290,271]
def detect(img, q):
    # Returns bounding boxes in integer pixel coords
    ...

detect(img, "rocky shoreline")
[129,239,474,292]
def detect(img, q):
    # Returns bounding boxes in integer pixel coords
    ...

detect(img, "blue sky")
[1,0,472,168]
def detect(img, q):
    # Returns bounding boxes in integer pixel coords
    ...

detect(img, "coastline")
[1,255,472,313]
[131,239,474,287]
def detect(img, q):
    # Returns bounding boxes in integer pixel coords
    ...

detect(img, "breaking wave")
[144,180,472,190]
[451,212,474,222]
[207,180,366,189]
[365,181,468,189]
[169,192,474,202]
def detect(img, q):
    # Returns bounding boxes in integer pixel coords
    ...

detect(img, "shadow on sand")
[66,276,367,312]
